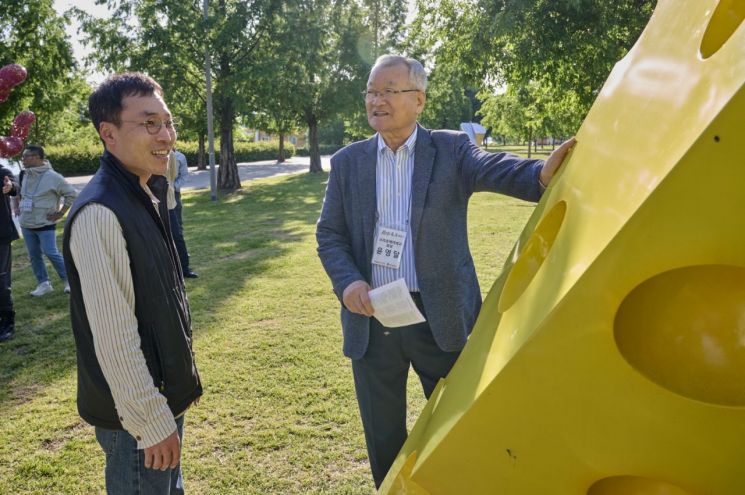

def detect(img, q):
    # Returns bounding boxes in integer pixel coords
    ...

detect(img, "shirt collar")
[377,126,418,154]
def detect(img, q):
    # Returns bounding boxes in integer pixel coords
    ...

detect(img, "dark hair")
[88,72,163,133]
[24,144,45,159]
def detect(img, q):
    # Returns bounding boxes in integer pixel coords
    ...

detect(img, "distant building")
[459,122,486,147]
[248,129,306,149]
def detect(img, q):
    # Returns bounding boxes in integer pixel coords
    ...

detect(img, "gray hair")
[370,55,428,92]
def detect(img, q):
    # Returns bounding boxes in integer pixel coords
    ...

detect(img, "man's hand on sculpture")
[343,280,374,317]
[540,137,577,187]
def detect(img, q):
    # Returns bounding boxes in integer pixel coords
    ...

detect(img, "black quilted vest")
[63,151,202,429]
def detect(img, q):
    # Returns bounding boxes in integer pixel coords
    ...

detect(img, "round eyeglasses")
[121,118,179,135]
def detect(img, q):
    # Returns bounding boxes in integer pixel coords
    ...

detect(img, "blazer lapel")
[410,125,435,248]
[357,136,378,269]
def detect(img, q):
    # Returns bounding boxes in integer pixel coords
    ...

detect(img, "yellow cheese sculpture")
[379,0,745,493]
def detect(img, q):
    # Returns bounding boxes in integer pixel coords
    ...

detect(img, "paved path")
[65,155,331,192]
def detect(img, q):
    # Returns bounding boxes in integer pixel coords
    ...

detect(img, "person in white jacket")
[18,145,77,296]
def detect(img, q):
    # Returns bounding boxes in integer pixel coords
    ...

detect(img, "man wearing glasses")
[316,54,575,487]
[17,145,77,297]
[63,73,202,494]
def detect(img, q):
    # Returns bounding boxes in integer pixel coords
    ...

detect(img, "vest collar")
[100,150,168,202]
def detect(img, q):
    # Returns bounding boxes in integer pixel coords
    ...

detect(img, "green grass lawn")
[0,168,535,494]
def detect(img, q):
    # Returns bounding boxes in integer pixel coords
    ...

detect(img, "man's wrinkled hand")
[343,280,374,317]
[540,137,576,187]
[143,430,181,471]
[2,176,12,195]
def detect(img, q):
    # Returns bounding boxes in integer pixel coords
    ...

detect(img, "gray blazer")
[316,125,544,359]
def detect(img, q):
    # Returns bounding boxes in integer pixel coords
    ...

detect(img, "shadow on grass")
[0,171,330,415]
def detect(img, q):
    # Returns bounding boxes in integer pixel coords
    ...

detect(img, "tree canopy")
[75,0,376,179]
[0,0,91,146]
[407,0,655,138]
[4,0,659,183]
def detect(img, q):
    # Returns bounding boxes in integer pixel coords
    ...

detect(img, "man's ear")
[416,92,426,115]
[98,122,117,147]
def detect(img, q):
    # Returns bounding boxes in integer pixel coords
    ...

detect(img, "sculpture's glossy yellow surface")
[379,0,745,493]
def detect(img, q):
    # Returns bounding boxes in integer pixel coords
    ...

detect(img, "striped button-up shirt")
[70,202,178,448]
[371,128,419,291]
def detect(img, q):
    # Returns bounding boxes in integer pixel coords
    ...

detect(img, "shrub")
[175,141,295,167]
[295,144,345,157]
[45,143,103,176]
[41,141,295,177]
[237,140,296,162]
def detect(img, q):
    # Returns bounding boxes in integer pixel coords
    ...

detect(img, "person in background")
[18,145,77,297]
[166,149,197,278]
[0,164,19,342]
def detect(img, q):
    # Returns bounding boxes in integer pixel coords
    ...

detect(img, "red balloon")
[10,112,35,139]
[13,110,35,127]
[0,65,31,157]
[0,64,27,88]
[0,136,24,158]
[11,123,30,140]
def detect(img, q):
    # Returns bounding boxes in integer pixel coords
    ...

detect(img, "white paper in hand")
[368,278,425,328]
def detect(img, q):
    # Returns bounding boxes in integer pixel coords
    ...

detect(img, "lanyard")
[20,170,49,199]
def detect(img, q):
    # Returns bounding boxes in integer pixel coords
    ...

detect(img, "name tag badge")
[19,198,33,213]
[372,226,407,269]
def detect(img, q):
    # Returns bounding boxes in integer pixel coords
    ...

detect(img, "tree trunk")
[216,36,240,192]
[217,97,240,191]
[373,4,379,57]
[197,132,206,170]
[212,0,241,192]
[526,129,533,158]
[308,116,322,173]
[278,132,285,163]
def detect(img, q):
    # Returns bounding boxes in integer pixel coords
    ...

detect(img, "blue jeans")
[95,416,185,495]
[21,227,67,284]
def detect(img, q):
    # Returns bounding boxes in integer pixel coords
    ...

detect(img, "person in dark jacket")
[0,164,19,342]
[63,72,202,494]
[316,54,575,486]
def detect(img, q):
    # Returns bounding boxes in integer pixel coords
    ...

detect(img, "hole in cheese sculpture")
[378,0,745,493]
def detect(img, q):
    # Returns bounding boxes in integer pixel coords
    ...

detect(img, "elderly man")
[63,73,202,494]
[316,54,575,486]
